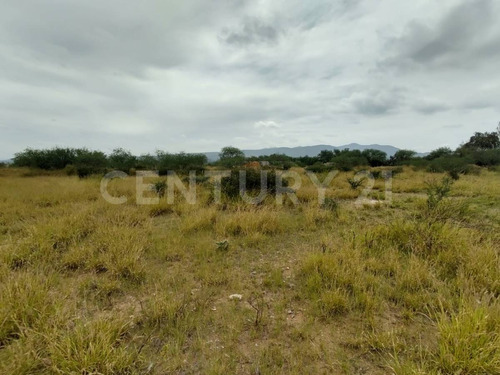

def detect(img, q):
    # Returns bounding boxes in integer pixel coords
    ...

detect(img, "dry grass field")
[0,166,499,374]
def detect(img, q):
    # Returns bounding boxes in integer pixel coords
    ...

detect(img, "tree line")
[7,128,500,177]
[11,148,208,177]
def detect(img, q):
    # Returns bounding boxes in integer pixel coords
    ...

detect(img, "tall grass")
[0,167,498,373]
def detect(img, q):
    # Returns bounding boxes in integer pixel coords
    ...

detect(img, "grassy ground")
[0,167,499,374]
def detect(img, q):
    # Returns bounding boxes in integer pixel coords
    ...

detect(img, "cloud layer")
[1,0,499,158]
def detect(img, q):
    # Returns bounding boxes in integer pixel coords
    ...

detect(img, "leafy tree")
[361,149,388,167]
[136,154,158,169]
[219,146,245,167]
[74,149,107,177]
[156,151,207,174]
[471,149,500,167]
[426,147,453,160]
[390,149,417,165]
[332,154,368,171]
[296,155,319,166]
[13,147,76,169]
[108,148,137,172]
[221,169,286,199]
[463,132,500,150]
[318,150,335,163]
[219,146,245,160]
[427,156,471,176]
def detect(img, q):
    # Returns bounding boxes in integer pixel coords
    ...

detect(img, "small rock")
[229,294,243,300]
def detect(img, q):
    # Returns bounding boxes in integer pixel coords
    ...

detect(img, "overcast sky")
[1,0,500,159]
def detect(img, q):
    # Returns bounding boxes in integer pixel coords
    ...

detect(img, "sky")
[1,0,500,159]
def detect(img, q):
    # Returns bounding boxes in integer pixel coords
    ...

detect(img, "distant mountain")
[204,143,403,161]
[0,159,12,164]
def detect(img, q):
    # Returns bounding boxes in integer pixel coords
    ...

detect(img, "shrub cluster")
[8,128,500,176]
[12,147,208,176]
[220,168,287,199]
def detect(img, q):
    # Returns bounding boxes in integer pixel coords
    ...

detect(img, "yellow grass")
[0,167,499,374]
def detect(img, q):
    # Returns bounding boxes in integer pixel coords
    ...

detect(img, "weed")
[347,177,365,190]
[426,177,453,209]
[152,179,167,198]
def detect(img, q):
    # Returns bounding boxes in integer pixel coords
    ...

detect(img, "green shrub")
[157,151,207,173]
[333,155,368,171]
[305,162,329,173]
[427,156,472,176]
[347,177,365,190]
[472,149,500,167]
[108,148,137,172]
[152,180,167,198]
[221,169,286,199]
[425,177,453,210]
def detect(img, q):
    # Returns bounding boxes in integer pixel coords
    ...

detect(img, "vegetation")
[218,146,246,168]
[12,148,208,175]
[220,168,286,200]
[0,127,499,373]
[0,161,498,373]
[9,129,500,178]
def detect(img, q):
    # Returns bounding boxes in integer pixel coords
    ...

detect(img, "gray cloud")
[413,101,451,115]
[221,18,281,46]
[384,0,500,69]
[1,0,500,159]
[342,88,406,116]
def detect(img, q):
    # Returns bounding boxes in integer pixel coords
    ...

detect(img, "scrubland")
[0,166,499,374]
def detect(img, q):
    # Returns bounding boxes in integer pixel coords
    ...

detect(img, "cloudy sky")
[1,0,500,159]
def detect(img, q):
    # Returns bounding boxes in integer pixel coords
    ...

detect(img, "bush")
[157,151,207,174]
[362,149,387,167]
[471,149,500,167]
[305,162,329,173]
[108,148,137,172]
[218,146,245,168]
[152,180,167,198]
[426,177,453,210]
[426,147,453,160]
[427,156,472,176]
[332,155,368,171]
[221,169,286,199]
[390,150,417,165]
[347,177,365,190]
[13,147,77,169]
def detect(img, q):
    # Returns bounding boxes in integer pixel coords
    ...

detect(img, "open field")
[0,167,499,374]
